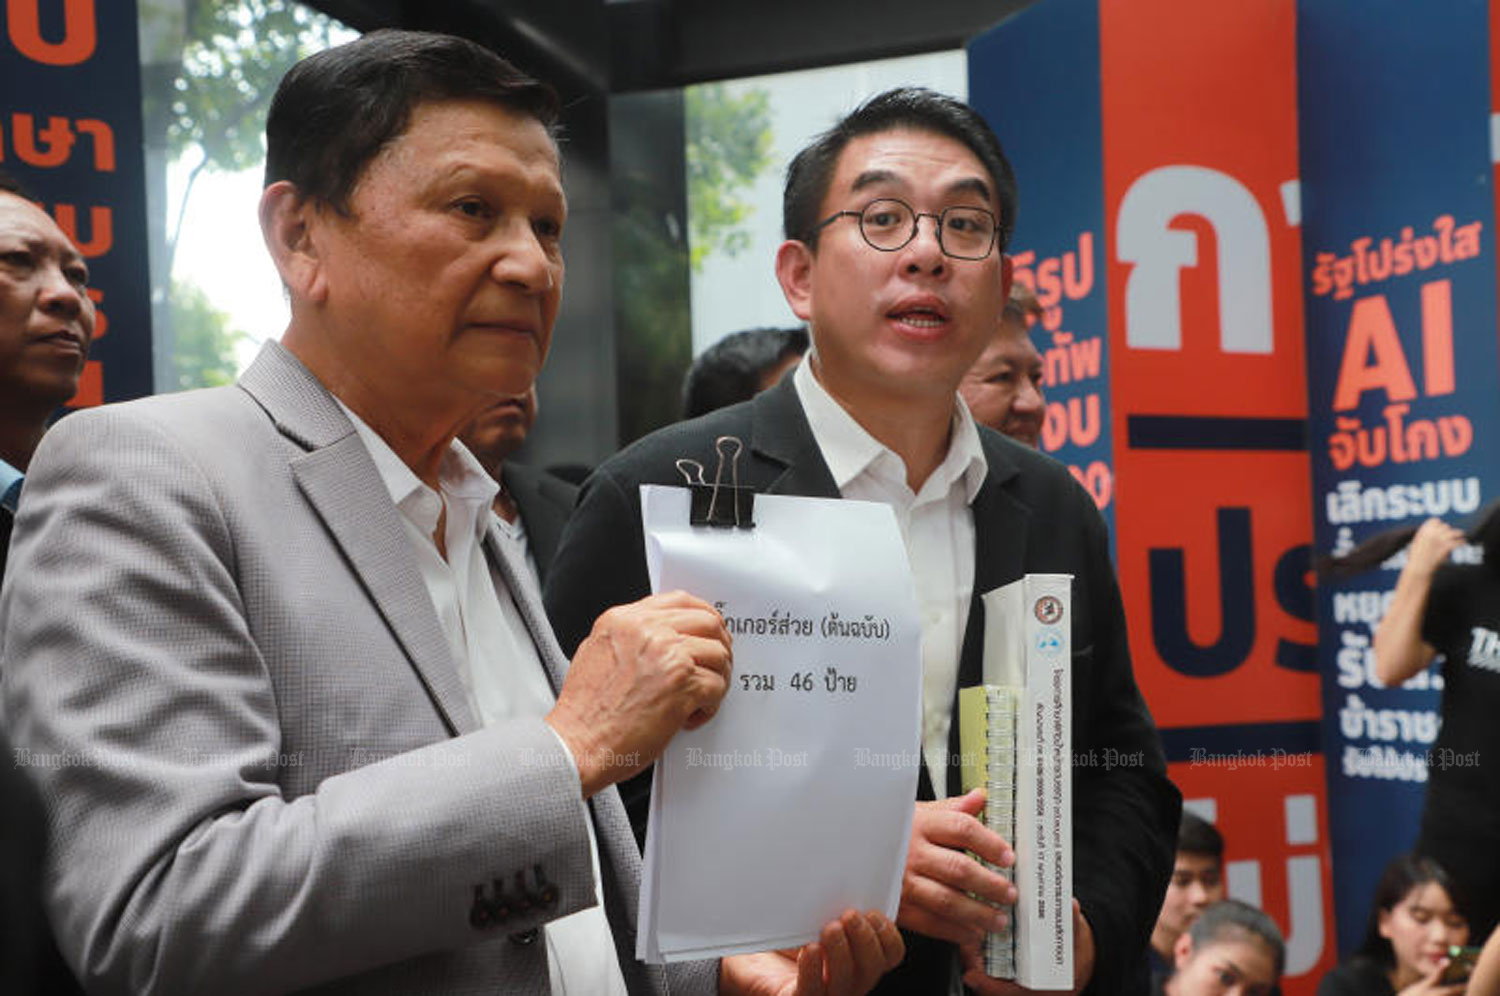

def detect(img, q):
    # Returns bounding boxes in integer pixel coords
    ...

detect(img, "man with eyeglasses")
[546,87,1178,995]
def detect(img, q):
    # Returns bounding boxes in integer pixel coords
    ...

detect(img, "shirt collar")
[334,400,499,540]
[0,458,23,513]
[792,354,987,504]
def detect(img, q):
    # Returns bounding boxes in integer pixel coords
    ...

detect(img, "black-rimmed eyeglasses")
[811,198,1000,260]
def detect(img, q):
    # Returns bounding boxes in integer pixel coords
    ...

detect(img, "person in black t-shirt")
[1369,512,1500,942]
[1323,502,1500,943]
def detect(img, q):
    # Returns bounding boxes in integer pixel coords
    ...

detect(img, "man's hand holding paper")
[900,788,1017,946]
[547,590,734,798]
[722,909,906,996]
[635,485,923,963]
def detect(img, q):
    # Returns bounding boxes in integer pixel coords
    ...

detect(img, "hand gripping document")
[958,575,1073,989]
[635,442,922,964]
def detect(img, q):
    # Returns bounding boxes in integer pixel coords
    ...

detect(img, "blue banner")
[968,0,1115,528]
[1,0,152,404]
[1298,0,1500,956]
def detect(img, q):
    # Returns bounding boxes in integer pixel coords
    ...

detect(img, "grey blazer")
[0,342,714,996]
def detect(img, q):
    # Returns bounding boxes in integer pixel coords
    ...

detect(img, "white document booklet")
[958,574,1074,990]
[636,484,922,963]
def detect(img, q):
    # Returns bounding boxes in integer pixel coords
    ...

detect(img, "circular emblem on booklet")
[1034,594,1064,625]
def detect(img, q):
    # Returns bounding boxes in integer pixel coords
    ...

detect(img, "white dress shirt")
[491,507,545,608]
[339,404,627,996]
[793,358,987,798]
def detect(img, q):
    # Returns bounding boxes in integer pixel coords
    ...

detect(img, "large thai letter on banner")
[636,485,922,963]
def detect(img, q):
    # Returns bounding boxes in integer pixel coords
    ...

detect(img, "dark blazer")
[0,729,48,996]
[1,503,83,996]
[545,374,1180,996]
[1,505,11,582]
[501,461,577,586]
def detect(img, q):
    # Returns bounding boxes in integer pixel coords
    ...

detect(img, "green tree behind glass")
[169,277,247,389]
[140,0,344,390]
[614,84,773,444]
[685,83,772,273]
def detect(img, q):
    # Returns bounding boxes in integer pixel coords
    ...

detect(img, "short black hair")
[783,87,1017,252]
[1178,810,1225,861]
[264,29,560,212]
[1356,853,1469,969]
[1186,900,1286,980]
[681,327,810,419]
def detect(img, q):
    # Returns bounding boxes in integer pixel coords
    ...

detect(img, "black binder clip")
[680,436,755,529]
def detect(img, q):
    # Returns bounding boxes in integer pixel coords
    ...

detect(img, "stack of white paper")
[637,484,923,963]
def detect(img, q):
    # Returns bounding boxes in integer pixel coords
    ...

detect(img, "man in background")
[1150,811,1228,987]
[681,325,809,419]
[0,171,94,579]
[957,282,1045,447]
[460,386,576,590]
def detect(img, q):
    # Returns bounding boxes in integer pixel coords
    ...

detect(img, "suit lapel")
[968,448,1032,615]
[240,342,479,736]
[0,504,12,583]
[483,522,571,695]
[944,435,1030,796]
[749,375,841,498]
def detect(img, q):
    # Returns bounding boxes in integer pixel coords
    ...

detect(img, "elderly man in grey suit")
[0,30,901,996]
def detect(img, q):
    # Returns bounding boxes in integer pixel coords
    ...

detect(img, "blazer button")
[469,884,494,930]
[509,928,539,946]
[533,865,559,909]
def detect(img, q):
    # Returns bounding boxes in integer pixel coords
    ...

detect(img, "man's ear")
[775,240,815,322]
[1173,930,1195,971]
[999,252,1014,301]
[259,181,327,304]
